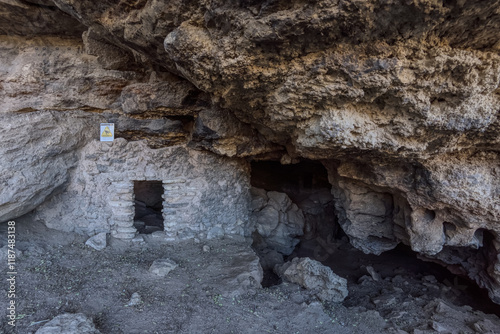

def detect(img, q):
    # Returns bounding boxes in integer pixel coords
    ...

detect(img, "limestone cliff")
[0,0,499,303]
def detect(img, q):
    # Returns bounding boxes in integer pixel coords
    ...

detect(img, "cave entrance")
[250,159,341,287]
[250,161,500,317]
[133,181,164,234]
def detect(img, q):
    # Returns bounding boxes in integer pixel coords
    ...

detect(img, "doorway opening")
[133,181,164,234]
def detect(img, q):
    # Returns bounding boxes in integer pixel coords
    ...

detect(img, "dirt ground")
[1,214,500,334]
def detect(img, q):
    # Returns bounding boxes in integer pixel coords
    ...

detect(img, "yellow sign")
[100,123,114,141]
[101,126,112,137]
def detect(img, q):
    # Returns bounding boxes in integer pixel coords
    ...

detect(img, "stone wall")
[35,139,252,240]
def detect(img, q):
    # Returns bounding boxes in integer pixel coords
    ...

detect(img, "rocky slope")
[0,0,499,303]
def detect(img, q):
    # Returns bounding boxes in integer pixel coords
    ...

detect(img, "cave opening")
[250,159,342,287]
[133,181,164,234]
[250,160,500,316]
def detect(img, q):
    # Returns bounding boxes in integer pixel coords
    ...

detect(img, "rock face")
[0,0,499,303]
[0,111,99,222]
[275,257,348,302]
[251,188,305,255]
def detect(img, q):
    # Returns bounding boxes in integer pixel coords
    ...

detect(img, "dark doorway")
[133,181,164,234]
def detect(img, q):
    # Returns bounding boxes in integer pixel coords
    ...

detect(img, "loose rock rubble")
[1,218,500,334]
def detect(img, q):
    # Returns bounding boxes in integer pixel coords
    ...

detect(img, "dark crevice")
[250,160,332,200]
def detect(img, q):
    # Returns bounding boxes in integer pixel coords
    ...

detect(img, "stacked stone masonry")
[35,139,252,241]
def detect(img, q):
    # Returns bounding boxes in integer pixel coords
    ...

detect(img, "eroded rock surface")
[0,111,99,222]
[251,188,305,255]
[0,0,499,304]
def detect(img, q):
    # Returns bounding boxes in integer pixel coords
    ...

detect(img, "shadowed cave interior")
[250,160,500,317]
[133,180,164,234]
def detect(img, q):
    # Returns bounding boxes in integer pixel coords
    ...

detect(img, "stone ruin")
[35,139,252,241]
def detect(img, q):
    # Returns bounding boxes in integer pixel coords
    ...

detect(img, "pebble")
[126,292,142,306]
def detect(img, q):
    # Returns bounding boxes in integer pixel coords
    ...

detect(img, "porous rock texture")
[0,0,499,303]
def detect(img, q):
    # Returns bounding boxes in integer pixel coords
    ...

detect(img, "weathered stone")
[131,235,144,244]
[252,188,305,255]
[211,249,263,298]
[149,258,178,277]
[423,299,500,334]
[330,179,398,255]
[111,232,136,240]
[0,111,101,223]
[366,266,381,282]
[206,226,224,240]
[85,232,107,251]
[0,1,85,36]
[126,292,142,307]
[35,313,100,334]
[151,231,165,238]
[35,141,251,239]
[82,28,134,71]
[190,107,282,158]
[275,257,348,303]
[255,206,280,237]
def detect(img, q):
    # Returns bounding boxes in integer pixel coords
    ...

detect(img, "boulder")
[0,111,100,223]
[35,313,100,334]
[210,249,263,298]
[274,257,348,302]
[251,188,305,255]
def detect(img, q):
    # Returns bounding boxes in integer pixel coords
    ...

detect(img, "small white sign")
[100,123,114,142]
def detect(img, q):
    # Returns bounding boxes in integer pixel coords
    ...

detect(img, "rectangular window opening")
[133,181,164,234]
